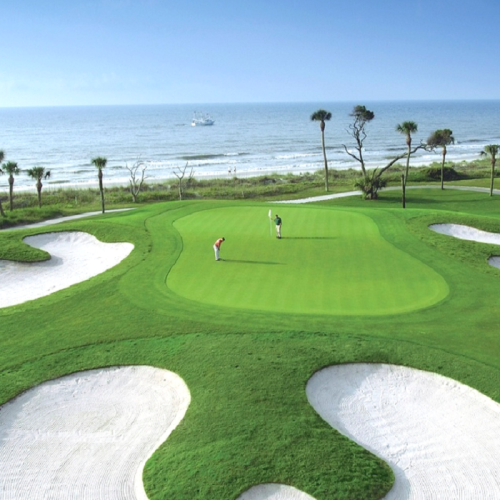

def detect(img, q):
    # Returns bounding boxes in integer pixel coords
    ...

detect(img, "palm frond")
[91,156,108,169]
[2,161,20,176]
[396,121,418,134]
[310,109,332,122]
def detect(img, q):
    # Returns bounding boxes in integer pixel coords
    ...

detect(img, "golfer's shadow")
[283,236,336,240]
[222,259,284,265]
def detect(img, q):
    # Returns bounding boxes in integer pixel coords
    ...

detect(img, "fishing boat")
[191,112,215,126]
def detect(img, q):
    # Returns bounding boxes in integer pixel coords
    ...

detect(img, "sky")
[2,0,500,107]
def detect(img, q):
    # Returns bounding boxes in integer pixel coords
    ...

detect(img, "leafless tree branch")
[125,160,149,203]
[174,162,190,200]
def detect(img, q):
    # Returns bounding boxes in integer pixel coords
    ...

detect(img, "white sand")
[429,223,500,270]
[0,231,133,308]
[430,223,500,245]
[0,366,190,500]
[237,484,316,500]
[3,366,500,500]
[307,363,500,500]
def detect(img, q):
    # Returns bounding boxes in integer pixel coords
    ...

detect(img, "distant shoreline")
[7,154,481,194]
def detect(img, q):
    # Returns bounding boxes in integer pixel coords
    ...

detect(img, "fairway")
[4,189,500,500]
[168,206,449,315]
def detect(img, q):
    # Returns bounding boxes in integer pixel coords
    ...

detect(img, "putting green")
[168,206,448,315]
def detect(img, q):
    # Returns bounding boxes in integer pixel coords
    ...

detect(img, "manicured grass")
[2,190,500,499]
[170,206,448,315]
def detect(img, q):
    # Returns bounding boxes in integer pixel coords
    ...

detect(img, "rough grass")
[2,189,500,499]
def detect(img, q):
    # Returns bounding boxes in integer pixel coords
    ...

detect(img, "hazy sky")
[2,0,500,107]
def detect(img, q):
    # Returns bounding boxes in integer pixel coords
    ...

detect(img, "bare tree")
[343,105,425,199]
[125,160,148,203]
[186,164,195,187]
[353,148,423,199]
[343,105,375,180]
[173,162,194,200]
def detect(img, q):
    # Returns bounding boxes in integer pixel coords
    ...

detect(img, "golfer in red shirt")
[213,237,225,261]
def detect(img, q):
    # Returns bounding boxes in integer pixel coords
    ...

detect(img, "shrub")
[423,165,462,181]
[354,171,388,200]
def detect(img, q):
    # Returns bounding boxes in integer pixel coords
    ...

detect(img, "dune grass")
[2,189,500,499]
[0,156,495,230]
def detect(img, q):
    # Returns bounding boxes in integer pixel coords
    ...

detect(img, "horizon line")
[2,98,500,110]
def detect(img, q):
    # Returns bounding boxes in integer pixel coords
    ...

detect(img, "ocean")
[1,101,500,191]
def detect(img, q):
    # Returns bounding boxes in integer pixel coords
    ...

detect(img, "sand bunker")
[2,363,500,499]
[237,484,316,500]
[430,223,500,245]
[429,223,500,270]
[0,231,133,308]
[0,366,190,500]
[307,363,500,500]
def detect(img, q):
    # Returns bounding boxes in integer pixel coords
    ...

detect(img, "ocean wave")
[189,158,247,167]
[457,138,485,144]
[4,101,500,189]
[274,153,318,160]
[180,154,223,161]
[180,153,246,161]
[453,143,487,151]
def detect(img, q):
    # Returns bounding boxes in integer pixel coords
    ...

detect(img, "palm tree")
[2,161,21,211]
[310,109,332,191]
[480,144,500,196]
[427,129,455,190]
[0,150,6,217]
[26,166,51,208]
[91,156,107,213]
[396,121,418,187]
